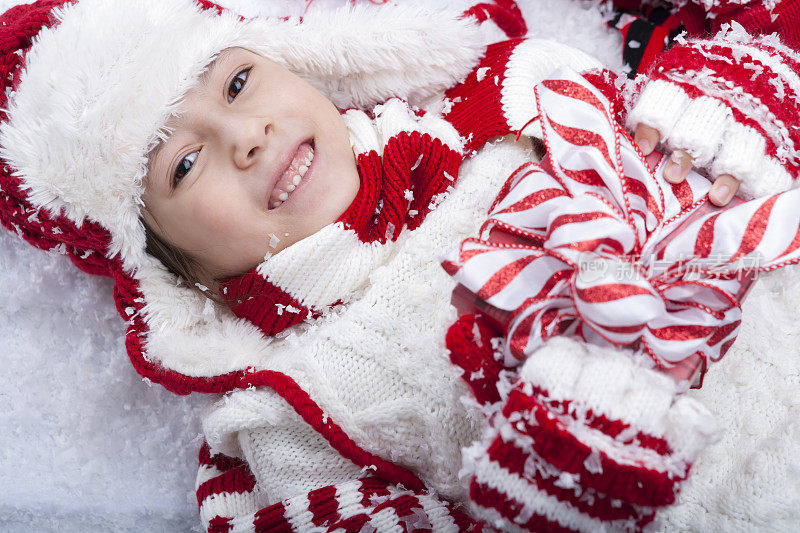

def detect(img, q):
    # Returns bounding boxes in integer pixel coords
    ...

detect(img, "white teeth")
[269,147,312,209]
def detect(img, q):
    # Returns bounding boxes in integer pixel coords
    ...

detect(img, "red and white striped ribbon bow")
[444,67,800,383]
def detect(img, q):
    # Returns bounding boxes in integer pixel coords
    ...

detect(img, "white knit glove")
[626,24,800,202]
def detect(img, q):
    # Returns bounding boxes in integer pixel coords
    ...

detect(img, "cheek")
[182,193,276,275]
[186,190,257,244]
[188,197,232,234]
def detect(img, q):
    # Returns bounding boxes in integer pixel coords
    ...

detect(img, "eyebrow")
[147,48,235,189]
[198,47,234,87]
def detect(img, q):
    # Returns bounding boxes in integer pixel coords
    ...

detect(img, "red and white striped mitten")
[463,336,720,532]
[626,24,800,199]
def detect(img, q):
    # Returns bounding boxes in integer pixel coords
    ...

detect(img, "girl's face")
[143,47,360,279]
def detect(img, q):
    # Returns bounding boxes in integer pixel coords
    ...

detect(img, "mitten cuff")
[626,28,800,198]
[713,121,794,198]
[444,38,602,152]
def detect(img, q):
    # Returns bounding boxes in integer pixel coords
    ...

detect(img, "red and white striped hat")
[0,0,486,394]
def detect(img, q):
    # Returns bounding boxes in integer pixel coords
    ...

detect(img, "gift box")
[443,68,799,388]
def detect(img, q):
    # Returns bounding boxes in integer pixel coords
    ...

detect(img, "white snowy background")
[1,0,797,532]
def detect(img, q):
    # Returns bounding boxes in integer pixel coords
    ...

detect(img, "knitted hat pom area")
[0,0,489,395]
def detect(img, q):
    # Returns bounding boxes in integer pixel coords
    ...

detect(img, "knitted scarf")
[218,99,465,336]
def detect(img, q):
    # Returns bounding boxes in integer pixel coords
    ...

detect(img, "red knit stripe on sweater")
[195,465,257,506]
[206,515,233,533]
[252,501,292,533]
[373,493,432,531]
[198,441,246,471]
[309,485,341,527]
[357,477,393,507]
[448,504,486,532]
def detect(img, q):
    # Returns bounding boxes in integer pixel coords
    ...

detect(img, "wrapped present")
[443,67,800,388]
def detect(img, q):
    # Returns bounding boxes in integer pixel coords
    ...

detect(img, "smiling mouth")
[269,142,315,209]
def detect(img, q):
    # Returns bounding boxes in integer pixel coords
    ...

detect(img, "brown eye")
[227,68,250,103]
[173,150,198,187]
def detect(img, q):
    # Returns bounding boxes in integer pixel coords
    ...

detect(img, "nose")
[228,116,271,169]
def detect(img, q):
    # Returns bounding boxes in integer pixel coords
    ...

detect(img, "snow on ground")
[0,227,207,532]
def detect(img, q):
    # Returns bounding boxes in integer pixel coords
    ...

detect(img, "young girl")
[1,0,799,531]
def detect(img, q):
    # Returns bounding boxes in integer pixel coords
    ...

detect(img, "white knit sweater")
[203,123,534,506]
[201,35,603,510]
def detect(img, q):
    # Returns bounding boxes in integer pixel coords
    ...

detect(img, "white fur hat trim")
[0,0,485,273]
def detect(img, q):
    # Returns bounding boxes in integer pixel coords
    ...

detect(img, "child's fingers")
[709,174,740,206]
[633,124,694,185]
[633,124,659,155]
[664,149,693,183]
[633,124,741,204]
